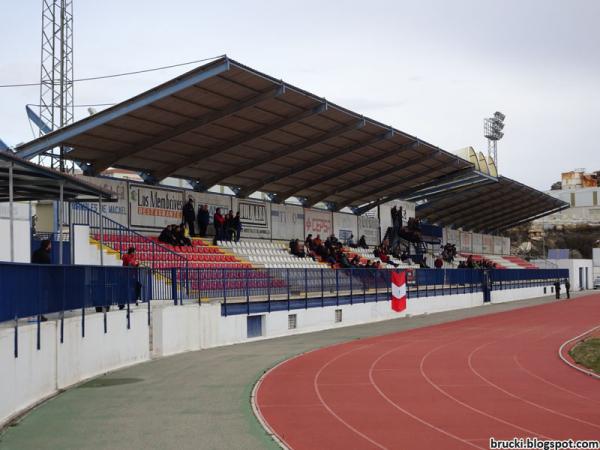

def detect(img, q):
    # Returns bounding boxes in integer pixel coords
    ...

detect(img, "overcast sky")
[1,0,599,191]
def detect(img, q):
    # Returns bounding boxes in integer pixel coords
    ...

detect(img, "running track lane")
[255,294,600,450]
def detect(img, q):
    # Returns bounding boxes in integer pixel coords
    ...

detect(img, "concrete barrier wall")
[491,285,559,304]
[0,322,56,427]
[151,291,485,357]
[57,310,149,389]
[0,310,149,427]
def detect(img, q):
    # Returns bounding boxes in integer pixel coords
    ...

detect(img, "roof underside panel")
[16,57,474,209]
[416,176,568,233]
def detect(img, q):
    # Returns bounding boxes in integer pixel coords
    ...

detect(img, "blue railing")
[0,262,152,323]
[163,267,569,315]
[0,262,569,322]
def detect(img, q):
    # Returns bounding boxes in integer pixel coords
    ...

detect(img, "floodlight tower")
[38,0,74,172]
[484,111,505,172]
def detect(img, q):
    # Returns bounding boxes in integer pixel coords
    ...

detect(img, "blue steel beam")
[25,105,52,135]
[16,58,231,160]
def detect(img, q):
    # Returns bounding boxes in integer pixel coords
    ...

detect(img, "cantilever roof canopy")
[0,151,115,202]
[415,176,569,233]
[15,56,474,210]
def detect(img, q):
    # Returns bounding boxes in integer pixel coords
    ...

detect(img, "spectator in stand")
[122,246,139,267]
[458,261,467,269]
[174,225,192,247]
[434,257,443,269]
[182,197,196,236]
[224,210,235,241]
[346,234,356,247]
[32,239,52,264]
[350,255,361,267]
[197,204,209,238]
[31,240,51,321]
[339,251,351,268]
[292,240,306,258]
[358,235,368,249]
[326,248,337,266]
[313,234,323,247]
[213,208,225,244]
[305,234,313,249]
[158,225,177,246]
[232,211,242,242]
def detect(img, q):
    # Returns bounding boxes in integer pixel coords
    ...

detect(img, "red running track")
[255,294,600,449]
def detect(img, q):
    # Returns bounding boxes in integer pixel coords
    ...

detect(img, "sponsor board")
[271,204,304,241]
[357,216,380,246]
[232,198,271,239]
[502,237,511,255]
[305,208,333,238]
[460,231,472,252]
[333,212,358,243]
[73,176,129,226]
[446,228,460,246]
[482,234,493,254]
[129,184,184,230]
[493,236,503,255]
[472,233,483,254]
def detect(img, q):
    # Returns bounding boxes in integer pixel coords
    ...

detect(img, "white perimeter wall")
[1,283,557,428]
[0,310,149,427]
[553,259,594,290]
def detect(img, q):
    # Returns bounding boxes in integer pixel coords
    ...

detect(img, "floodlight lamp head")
[494,111,506,121]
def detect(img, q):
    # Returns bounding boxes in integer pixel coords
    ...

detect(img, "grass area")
[569,338,600,374]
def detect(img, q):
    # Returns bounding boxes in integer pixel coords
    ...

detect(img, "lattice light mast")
[483,111,505,172]
[38,0,74,172]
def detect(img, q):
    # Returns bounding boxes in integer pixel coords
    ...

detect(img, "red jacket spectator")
[122,247,139,267]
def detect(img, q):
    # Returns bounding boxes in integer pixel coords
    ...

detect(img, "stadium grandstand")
[1,56,576,435]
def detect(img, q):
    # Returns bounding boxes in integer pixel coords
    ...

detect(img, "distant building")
[535,169,600,225]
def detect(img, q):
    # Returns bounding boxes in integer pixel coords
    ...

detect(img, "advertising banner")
[271,204,304,241]
[446,228,460,246]
[129,184,184,230]
[493,236,503,255]
[503,237,511,255]
[357,216,380,246]
[460,231,472,253]
[232,198,271,239]
[482,234,493,254]
[304,208,333,238]
[73,176,129,226]
[472,233,483,254]
[333,212,358,243]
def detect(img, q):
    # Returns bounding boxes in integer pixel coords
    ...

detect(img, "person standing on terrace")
[197,204,209,237]
[182,197,196,236]
[213,208,225,244]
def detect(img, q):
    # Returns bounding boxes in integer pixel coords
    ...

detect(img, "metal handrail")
[69,202,188,270]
